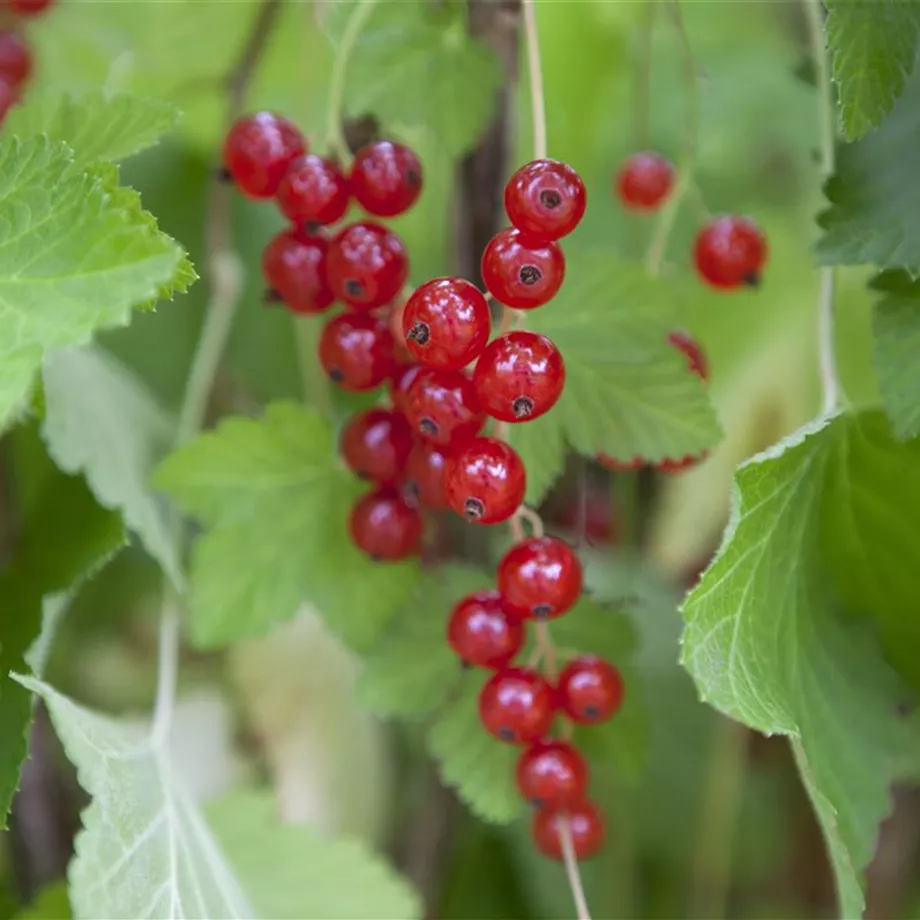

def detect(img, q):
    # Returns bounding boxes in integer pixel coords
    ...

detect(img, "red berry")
[479,667,555,744]
[516,740,589,810]
[668,330,708,380]
[657,451,709,474]
[327,221,409,310]
[402,278,491,370]
[262,229,334,315]
[597,454,644,473]
[276,154,350,227]
[348,486,422,561]
[350,140,423,217]
[497,536,582,620]
[223,112,305,199]
[616,152,674,211]
[447,590,523,669]
[390,363,422,415]
[557,655,624,725]
[404,367,485,446]
[318,313,395,391]
[481,228,565,309]
[400,440,448,510]
[532,800,605,861]
[444,437,526,524]
[341,408,413,484]
[7,0,54,14]
[504,159,586,241]
[694,215,768,289]
[0,32,31,89]
[473,331,565,422]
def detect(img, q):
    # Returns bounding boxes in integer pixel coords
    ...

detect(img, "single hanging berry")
[404,367,485,446]
[556,655,624,724]
[497,536,582,620]
[0,32,32,90]
[616,152,675,211]
[400,441,448,510]
[504,158,587,241]
[262,229,334,314]
[444,437,526,524]
[318,313,395,391]
[340,408,413,484]
[350,140,423,217]
[276,154,350,227]
[349,486,422,561]
[516,740,589,810]
[222,112,305,199]
[482,227,565,309]
[327,221,409,310]
[532,800,606,861]
[473,331,565,422]
[694,214,768,289]
[447,590,523,669]
[479,667,556,744]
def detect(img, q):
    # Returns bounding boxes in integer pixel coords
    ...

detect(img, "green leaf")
[14,882,72,920]
[508,252,722,503]
[207,791,421,919]
[824,0,920,141]
[155,403,420,650]
[42,346,181,588]
[681,411,920,918]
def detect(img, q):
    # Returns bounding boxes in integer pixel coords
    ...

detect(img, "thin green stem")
[634,1,656,149]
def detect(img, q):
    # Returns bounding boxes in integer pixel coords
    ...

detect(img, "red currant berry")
[597,454,644,473]
[403,278,491,370]
[318,313,395,391]
[404,367,485,446]
[389,362,422,415]
[276,154,350,227]
[348,486,422,561]
[444,437,526,524]
[327,221,409,311]
[616,152,675,211]
[668,329,709,380]
[223,112,305,199]
[533,800,605,861]
[341,408,413,484]
[447,590,523,669]
[6,0,54,14]
[350,140,423,217]
[657,451,709,475]
[505,159,587,241]
[557,655,624,725]
[479,667,556,744]
[694,215,768,289]
[482,228,565,309]
[473,331,565,422]
[497,536,582,620]
[0,32,31,89]
[516,740,588,810]
[262,229,334,315]
[400,440,448,510]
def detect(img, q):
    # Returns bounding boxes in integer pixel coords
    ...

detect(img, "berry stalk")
[521,0,547,161]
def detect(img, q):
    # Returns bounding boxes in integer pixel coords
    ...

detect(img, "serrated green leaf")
[14,882,72,920]
[681,411,920,918]
[155,403,420,650]
[825,0,920,141]
[508,252,722,503]
[207,791,421,919]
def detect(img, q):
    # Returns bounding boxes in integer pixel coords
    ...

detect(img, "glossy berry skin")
[694,215,768,289]
[400,441,448,510]
[473,331,565,422]
[348,486,422,561]
[668,329,709,380]
[597,454,644,473]
[479,667,556,744]
[262,229,334,315]
[505,159,586,241]
[557,655,624,725]
[445,437,526,524]
[533,800,606,861]
[327,221,409,311]
[617,152,675,211]
[276,154,350,227]
[318,313,395,391]
[516,740,589,810]
[447,590,523,669]
[223,112,305,199]
[404,367,485,446]
[341,408,413,484]
[7,0,54,14]
[482,228,565,309]
[0,32,31,89]
[497,536,582,620]
[350,140,423,217]
[389,363,422,415]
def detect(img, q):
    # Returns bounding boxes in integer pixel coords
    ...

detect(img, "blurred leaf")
[14,882,72,920]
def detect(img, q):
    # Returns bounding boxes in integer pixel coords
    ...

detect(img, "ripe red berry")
[223,112,305,199]
[668,329,708,380]
[497,536,582,620]
[0,32,31,89]
[694,215,768,289]
[481,228,565,309]
[532,800,605,861]
[505,159,587,241]
[327,221,409,311]
[262,229,334,315]
[557,655,624,725]
[473,331,565,422]
[597,454,644,473]
[349,487,422,561]
[318,313,395,391]
[6,0,54,14]
[276,154,350,227]
[479,667,556,744]
[400,440,448,510]
[447,590,523,669]
[516,740,589,810]
[341,408,413,484]
[350,140,423,217]
[404,367,485,446]
[444,437,526,524]
[616,152,674,211]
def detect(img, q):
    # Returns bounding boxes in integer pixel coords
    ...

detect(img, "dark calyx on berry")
[464,498,485,520]
[407,322,430,345]
[497,535,583,620]
[512,396,534,418]
[504,158,587,241]
[519,265,542,285]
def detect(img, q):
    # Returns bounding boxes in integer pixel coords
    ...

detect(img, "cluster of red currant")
[0,0,56,122]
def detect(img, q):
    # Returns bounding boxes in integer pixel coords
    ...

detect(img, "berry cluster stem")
[521,0,548,161]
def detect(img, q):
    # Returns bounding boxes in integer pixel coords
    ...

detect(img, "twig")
[521,0,547,161]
